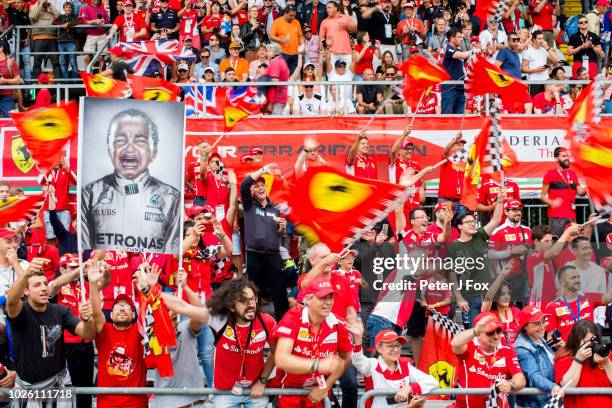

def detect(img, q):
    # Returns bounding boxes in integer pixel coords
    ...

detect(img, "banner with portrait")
[77,98,185,255]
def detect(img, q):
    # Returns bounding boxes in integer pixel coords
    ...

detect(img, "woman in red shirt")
[352,31,381,81]
[481,262,521,345]
[554,319,612,408]
[201,2,225,44]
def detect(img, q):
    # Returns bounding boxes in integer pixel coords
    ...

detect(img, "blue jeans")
[20,44,31,81]
[604,99,612,114]
[461,296,483,329]
[367,314,401,350]
[441,88,466,114]
[213,394,269,408]
[59,42,79,79]
[198,323,215,387]
[0,95,14,118]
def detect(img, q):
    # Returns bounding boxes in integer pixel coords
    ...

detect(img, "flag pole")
[360,84,400,134]
[211,130,225,149]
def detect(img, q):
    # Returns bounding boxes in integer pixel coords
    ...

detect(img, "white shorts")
[84,35,107,53]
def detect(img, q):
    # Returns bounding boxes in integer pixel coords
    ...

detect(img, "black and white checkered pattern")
[482,101,503,174]
[543,393,564,408]
[491,0,506,23]
[431,309,462,337]
[485,379,503,408]
[450,149,468,164]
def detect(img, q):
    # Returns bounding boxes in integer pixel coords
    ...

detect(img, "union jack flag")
[184,85,226,117]
[227,86,266,114]
[118,40,184,76]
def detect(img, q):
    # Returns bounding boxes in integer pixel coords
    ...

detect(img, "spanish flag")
[80,72,130,99]
[285,166,408,251]
[9,101,78,171]
[127,74,179,101]
[465,54,527,108]
[0,195,45,226]
[400,55,450,110]
[567,79,600,126]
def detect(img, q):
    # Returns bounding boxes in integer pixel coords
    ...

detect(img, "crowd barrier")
[357,387,612,408]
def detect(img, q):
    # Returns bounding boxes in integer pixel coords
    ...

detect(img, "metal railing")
[358,387,612,408]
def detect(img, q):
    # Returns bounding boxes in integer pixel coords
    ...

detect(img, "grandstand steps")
[564,0,583,17]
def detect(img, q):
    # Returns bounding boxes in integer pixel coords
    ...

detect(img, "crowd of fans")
[0,127,611,407]
[0,0,612,116]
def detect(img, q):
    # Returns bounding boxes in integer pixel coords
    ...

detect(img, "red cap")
[408,46,419,53]
[518,305,550,331]
[504,200,523,211]
[248,147,264,155]
[595,0,610,6]
[59,253,79,267]
[297,276,336,301]
[473,312,503,332]
[240,153,254,164]
[38,73,50,84]
[433,202,446,214]
[0,228,17,239]
[375,330,407,347]
[470,36,480,43]
[606,233,612,244]
[189,205,215,218]
[112,293,135,310]
[401,139,414,149]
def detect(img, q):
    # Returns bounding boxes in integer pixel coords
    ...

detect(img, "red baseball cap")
[408,46,419,53]
[401,139,414,149]
[470,36,480,43]
[606,233,612,244]
[504,200,523,211]
[433,202,445,214]
[112,293,135,310]
[375,330,407,347]
[108,46,124,56]
[0,228,17,239]
[240,153,254,164]
[248,147,264,155]
[297,276,336,302]
[189,205,215,218]
[60,253,79,267]
[473,312,503,332]
[595,0,610,6]
[518,305,550,331]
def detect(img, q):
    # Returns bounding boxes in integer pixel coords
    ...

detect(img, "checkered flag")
[483,100,503,174]
[543,393,564,408]
[431,309,462,337]
[449,149,468,164]
[485,379,503,408]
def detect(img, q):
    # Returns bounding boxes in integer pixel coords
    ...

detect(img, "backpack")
[564,15,580,38]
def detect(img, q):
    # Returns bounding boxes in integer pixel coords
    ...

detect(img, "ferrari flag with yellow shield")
[465,54,527,107]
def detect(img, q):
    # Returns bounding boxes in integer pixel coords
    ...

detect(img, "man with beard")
[81,109,181,254]
[6,260,96,400]
[541,147,587,236]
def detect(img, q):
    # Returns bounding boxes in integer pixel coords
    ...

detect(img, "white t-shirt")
[325,96,356,115]
[522,46,549,80]
[327,69,354,101]
[293,95,324,115]
[0,260,29,297]
[479,30,508,61]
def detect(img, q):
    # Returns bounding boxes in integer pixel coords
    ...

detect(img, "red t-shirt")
[426,222,459,242]
[95,323,147,408]
[397,18,425,44]
[272,306,352,387]
[346,153,377,180]
[423,279,452,315]
[456,340,522,408]
[209,312,276,390]
[58,281,90,344]
[526,250,558,308]
[353,44,375,74]
[264,56,290,104]
[297,272,356,321]
[99,250,134,310]
[529,2,555,31]
[554,354,612,408]
[185,159,206,197]
[203,171,229,211]
[183,249,212,297]
[390,158,422,208]
[27,243,59,282]
[113,13,147,43]
[0,57,19,97]
[39,167,76,211]
[545,296,598,341]
[489,223,532,276]
[129,253,177,289]
[532,92,557,114]
[478,179,521,207]
[335,268,362,313]
[438,157,465,200]
[494,307,521,345]
[542,168,580,219]
[179,9,199,37]
[201,15,223,40]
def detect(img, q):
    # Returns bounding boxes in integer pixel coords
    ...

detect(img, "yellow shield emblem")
[309,172,372,212]
[143,88,173,101]
[11,137,34,174]
[428,360,454,388]
[22,107,74,141]
[485,68,515,88]
[88,75,115,94]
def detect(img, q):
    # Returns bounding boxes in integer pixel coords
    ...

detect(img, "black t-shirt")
[443,45,465,91]
[356,84,383,104]
[111,60,135,81]
[568,31,601,63]
[368,10,398,44]
[8,301,80,383]
[150,9,180,38]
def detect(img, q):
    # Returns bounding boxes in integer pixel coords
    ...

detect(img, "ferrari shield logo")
[428,360,454,388]
[11,137,34,173]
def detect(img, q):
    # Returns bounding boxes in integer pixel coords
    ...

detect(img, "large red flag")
[474,0,505,27]
[80,72,130,98]
[127,74,179,101]
[400,55,450,110]
[284,166,408,252]
[465,54,528,108]
[567,79,601,126]
[418,311,461,400]
[9,101,78,171]
[0,195,45,226]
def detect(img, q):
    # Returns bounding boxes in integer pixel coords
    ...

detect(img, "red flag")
[80,72,130,98]
[400,55,450,110]
[461,119,491,211]
[138,285,176,377]
[474,0,504,27]
[566,123,612,211]
[567,79,601,126]
[417,313,461,400]
[465,55,528,107]
[223,86,267,130]
[127,74,179,101]
[9,101,78,171]
[284,166,408,252]
[0,195,45,226]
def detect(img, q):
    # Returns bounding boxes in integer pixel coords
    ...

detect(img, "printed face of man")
[110,116,156,180]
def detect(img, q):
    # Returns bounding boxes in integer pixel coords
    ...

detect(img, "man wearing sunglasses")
[495,33,523,81]
[451,312,526,408]
[567,13,605,79]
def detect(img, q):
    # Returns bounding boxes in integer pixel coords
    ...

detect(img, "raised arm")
[6,258,47,318]
[87,262,108,334]
[346,131,364,165]
[483,188,506,236]
[390,126,412,163]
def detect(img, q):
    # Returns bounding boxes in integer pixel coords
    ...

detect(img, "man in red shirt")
[438,133,468,216]
[263,43,290,115]
[426,202,460,242]
[274,276,353,407]
[528,0,560,48]
[477,175,521,224]
[451,312,526,408]
[398,207,452,247]
[544,265,612,342]
[38,159,76,242]
[106,0,148,43]
[185,140,213,206]
[346,131,377,179]
[389,129,424,212]
[541,147,587,236]
[489,200,532,304]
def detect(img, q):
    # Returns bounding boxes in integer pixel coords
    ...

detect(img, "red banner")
[2,116,610,197]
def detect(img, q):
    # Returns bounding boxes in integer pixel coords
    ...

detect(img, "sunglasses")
[579,20,588,24]
[510,38,519,42]
[178,69,188,72]
[385,73,395,77]
[201,55,210,58]
[486,328,503,337]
